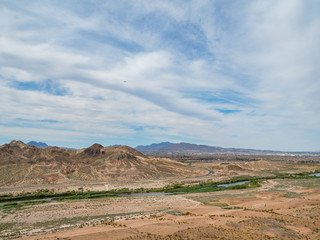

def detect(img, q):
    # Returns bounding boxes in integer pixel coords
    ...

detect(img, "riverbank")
[1,170,319,210]
[1,176,320,240]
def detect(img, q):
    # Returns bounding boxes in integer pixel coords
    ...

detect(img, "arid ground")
[1,158,320,240]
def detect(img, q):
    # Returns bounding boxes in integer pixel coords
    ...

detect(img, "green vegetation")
[206,201,229,208]
[0,200,50,211]
[0,189,118,203]
[164,179,260,194]
[0,222,16,232]
[0,179,258,210]
[0,170,318,210]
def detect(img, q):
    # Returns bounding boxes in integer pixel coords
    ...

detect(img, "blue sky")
[0,0,319,151]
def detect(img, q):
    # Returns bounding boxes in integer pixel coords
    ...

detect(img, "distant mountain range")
[27,141,49,148]
[136,142,174,150]
[135,142,308,155]
[25,140,319,155]
[27,141,78,151]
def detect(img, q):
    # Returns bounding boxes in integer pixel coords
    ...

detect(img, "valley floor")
[1,159,320,240]
[1,177,320,240]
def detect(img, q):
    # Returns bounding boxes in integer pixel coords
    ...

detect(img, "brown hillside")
[0,141,205,186]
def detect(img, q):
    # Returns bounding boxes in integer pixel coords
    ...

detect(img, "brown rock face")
[83,143,104,156]
[0,140,205,186]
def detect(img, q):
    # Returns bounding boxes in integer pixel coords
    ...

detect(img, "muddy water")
[309,173,320,177]
[117,192,175,197]
[217,180,250,188]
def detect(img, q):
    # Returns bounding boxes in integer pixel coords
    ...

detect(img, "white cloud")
[0,0,319,151]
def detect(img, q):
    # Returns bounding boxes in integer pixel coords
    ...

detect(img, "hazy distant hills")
[136,142,320,155]
[0,140,205,186]
[136,142,175,150]
[23,140,319,155]
[27,141,78,151]
[27,141,49,148]
[135,142,282,155]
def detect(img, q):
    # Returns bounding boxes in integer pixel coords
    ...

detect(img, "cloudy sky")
[1,0,319,151]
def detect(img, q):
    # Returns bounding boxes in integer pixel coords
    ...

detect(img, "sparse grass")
[0,222,16,232]
[1,171,317,223]
[186,191,256,206]
[206,202,229,208]
[0,200,49,211]
[1,171,317,207]
[261,169,281,175]
[0,178,259,206]
[0,189,118,203]
[292,178,320,188]
[282,192,302,198]
[165,178,261,194]
[32,215,108,229]
[0,211,149,240]
[2,174,320,240]
[274,178,320,189]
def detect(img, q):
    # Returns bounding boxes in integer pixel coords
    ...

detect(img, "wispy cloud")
[0,0,319,151]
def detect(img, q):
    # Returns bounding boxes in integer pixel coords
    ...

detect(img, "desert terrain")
[1,142,320,239]
[0,141,206,187]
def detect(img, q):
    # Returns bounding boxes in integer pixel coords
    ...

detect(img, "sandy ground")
[2,159,318,196]
[1,177,320,240]
[1,161,320,240]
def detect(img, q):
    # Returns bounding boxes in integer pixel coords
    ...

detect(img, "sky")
[0,0,319,151]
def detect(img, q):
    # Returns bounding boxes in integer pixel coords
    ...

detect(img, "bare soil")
[1,160,320,240]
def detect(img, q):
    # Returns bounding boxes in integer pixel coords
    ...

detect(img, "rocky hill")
[0,141,205,186]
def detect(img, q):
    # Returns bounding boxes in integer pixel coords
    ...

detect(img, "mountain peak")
[84,143,104,155]
[9,140,28,148]
[27,141,49,148]
[10,140,24,145]
[109,145,146,158]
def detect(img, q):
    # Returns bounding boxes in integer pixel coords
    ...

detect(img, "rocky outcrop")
[0,140,204,185]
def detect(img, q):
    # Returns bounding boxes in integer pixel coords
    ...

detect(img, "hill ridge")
[0,140,204,186]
